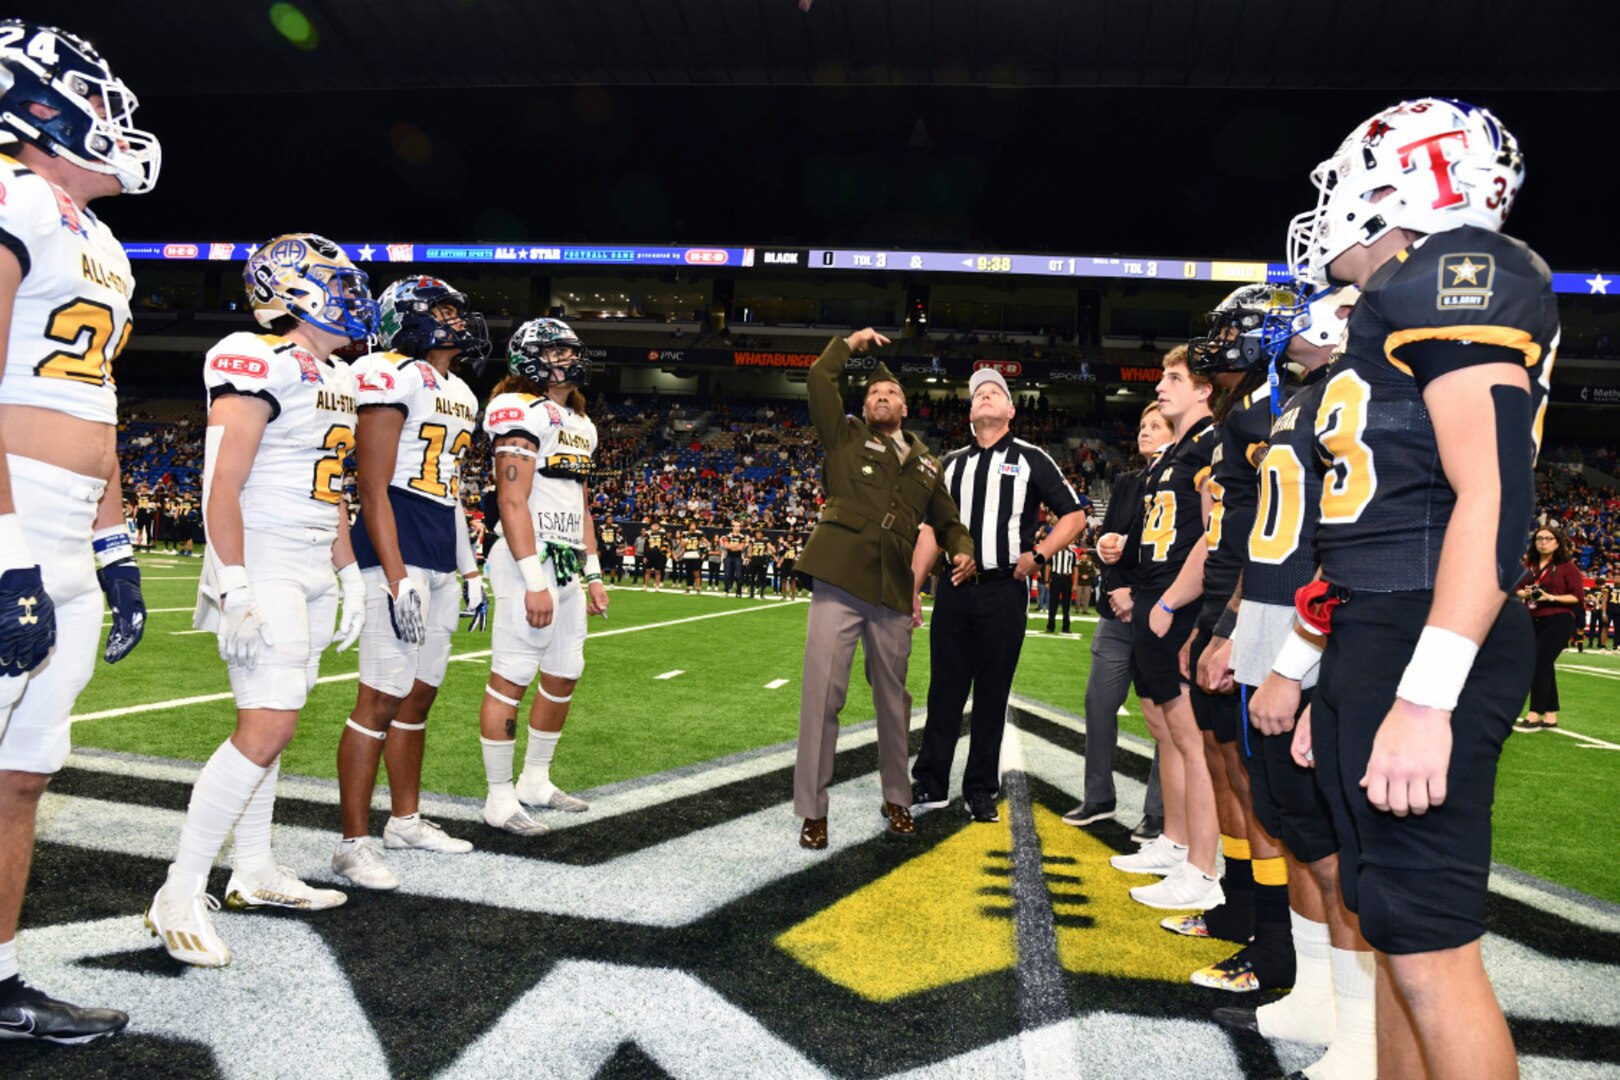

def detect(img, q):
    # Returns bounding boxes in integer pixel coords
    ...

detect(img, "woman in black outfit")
[1515,524,1585,731]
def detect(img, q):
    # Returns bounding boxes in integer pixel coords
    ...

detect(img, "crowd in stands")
[1537,469,1620,581]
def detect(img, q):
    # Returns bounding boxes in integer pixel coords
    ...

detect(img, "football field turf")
[8,553,1617,1078]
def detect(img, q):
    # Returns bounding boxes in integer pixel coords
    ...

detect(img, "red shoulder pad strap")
[1294,579,1341,637]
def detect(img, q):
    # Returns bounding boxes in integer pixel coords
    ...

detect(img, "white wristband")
[216,564,250,597]
[1271,630,1324,682]
[92,523,135,569]
[517,554,546,592]
[584,554,602,577]
[0,514,35,572]
[1395,626,1480,711]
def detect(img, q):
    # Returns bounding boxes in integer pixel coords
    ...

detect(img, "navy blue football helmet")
[378,277,491,362]
[509,318,589,387]
[0,21,160,193]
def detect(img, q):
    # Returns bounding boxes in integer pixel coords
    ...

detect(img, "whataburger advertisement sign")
[597,345,1156,383]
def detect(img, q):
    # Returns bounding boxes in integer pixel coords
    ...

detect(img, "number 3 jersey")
[202,331,358,532]
[348,351,480,573]
[1134,414,1216,593]
[1313,226,1558,594]
[0,155,132,424]
[483,392,598,550]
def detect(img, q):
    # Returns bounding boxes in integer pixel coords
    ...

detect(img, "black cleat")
[963,792,1000,823]
[1130,814,1164,843]
[1061,800,1116,827]
[910,781,949,814]
[1211,1004,1262,1036]
[0,979,128,1044]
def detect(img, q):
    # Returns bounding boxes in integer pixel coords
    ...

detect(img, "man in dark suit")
[793,329,974,849]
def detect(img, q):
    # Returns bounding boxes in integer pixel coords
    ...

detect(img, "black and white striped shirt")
[1049,545,1078,576]
[942,431,1083,570]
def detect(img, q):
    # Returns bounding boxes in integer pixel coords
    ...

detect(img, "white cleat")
[1109,834,1188,876]
[383,815,474,854]
[483,797,551,836]
[225,865,348,911]
[146,884,231,968]
[332,838,401,891]
[516,779,590,813]
[1130,863,1227,911]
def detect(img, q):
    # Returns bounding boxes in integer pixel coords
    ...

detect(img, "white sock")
[1304,949,1378,1080]
[388,813,419,827]
[519,728,562,798]
[337,836,365,850]
[0,938,17,983]
[171,739,268,882]
[481,737,515,801]
[230,754,281,875]
[1257,911,1335,1044]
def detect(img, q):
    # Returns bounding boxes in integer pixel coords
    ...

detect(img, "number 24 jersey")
[1135,415,1216,592]
[1313,226,1558,593]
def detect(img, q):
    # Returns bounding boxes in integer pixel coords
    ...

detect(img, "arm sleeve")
[806,336,854,452]
[1380,232,1555,391]
[202,333,291,422]
[352,354,413,414]
[483,393,540,447]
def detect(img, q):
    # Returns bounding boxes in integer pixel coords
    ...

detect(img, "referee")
[1045,537,1078,634]
[911,369,1087,822]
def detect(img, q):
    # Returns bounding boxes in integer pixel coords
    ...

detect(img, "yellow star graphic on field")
[1449,257,1485,286]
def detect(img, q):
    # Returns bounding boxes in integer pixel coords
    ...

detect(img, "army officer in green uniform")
[793,328,976,849]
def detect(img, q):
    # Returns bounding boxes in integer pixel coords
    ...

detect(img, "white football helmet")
[243,233,379,341]
[1287,98,1523,284]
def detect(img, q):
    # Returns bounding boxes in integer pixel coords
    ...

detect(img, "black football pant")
[748,558,768,595]
[724,554,744,593]
[914,575,1028,800]
[1046,582,1073,633]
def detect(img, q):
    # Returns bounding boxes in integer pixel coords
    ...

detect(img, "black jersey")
[1314,226,1558,594]
[646,529,668,552]
[1245,376,1330,606]
[1135,415,1216,592]
[1205,384,1275,599]
[749,540,769,559]
[1604,583,1620,608]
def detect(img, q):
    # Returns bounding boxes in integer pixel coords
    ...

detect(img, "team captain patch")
[1437,252,1495,309]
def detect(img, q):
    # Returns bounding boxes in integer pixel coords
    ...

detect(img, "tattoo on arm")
[504,464,518,482]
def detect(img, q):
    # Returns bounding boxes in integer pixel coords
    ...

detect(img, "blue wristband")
[1157,599,1176,615]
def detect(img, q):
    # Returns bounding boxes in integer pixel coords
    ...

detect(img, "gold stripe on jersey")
[1383,324,1542,379]
[1192,465,1212,491]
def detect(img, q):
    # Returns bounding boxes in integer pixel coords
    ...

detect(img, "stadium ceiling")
[25,0,1620,94]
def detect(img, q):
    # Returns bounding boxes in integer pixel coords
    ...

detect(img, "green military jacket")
[796,337,974,615]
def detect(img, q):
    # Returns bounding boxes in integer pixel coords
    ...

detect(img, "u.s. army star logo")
[1437,253,1494,310]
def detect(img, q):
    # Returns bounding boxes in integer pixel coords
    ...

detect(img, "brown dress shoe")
[881,801,917,836]
[800,817,828,850]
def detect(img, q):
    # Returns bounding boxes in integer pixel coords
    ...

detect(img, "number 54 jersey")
[202,331,358,532]
[0,154,133,423]
[1313,226,1559,593]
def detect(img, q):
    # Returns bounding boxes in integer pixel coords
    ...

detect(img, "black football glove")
[97,560,146,663]
[0,566,56,675]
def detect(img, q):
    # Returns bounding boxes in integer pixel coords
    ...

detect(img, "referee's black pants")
[913,574,1029,800]
[1046,582,1073,634]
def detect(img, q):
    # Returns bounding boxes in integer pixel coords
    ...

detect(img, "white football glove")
[335,562,368,652]
[216,565,273,669]
[384,573,426,645]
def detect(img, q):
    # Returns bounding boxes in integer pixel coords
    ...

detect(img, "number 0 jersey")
[0,155,132,424]
[1135,415,1216,593]
[1204,384,1274,599]
[1245,375,1328,606]
[483,392,598,549]
[350,351,479,505]
[1313,226,1558,593]
[202,331,358,532]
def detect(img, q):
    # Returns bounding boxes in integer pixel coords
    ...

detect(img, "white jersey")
[483,392,597,549]
[0,154,132,424]
[202,331,358,532]
[350,351,479,504]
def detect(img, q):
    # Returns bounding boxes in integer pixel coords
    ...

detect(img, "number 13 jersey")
[0,154,132,424]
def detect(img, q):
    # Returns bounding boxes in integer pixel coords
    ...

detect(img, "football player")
[1099,345,1223,911]
[478,318,609,835]
[644,517,667,590]
[1258,99,1554,1078]
[331,277,489,890]
[145,234,375,967]
[0,19,157,1043]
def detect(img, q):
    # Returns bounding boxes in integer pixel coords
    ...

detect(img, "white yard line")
[1542,726,1620,751]
[1556,662,1620,681]
[655,670,685,680]
[764,678,790,689]
[73,602,793,724]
